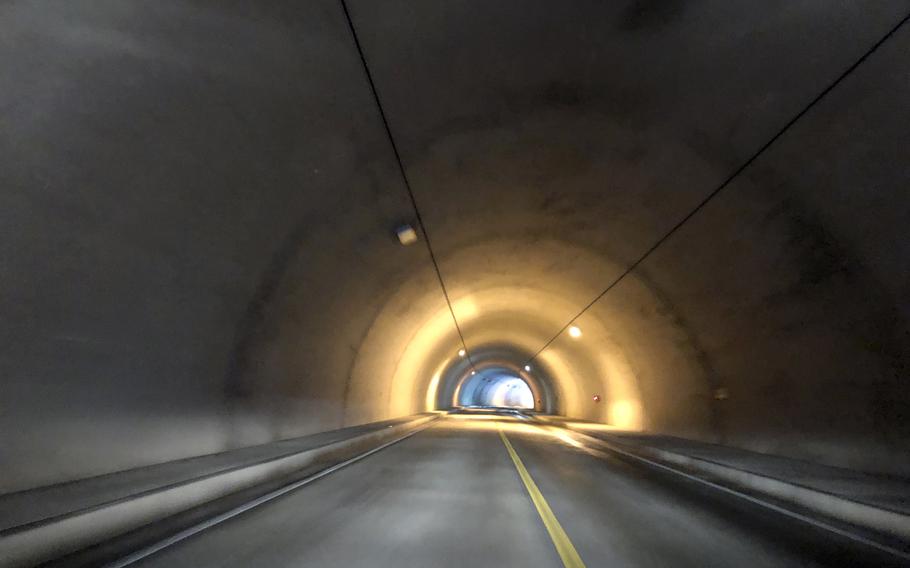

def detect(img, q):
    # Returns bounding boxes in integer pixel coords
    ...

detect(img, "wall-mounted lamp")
[396,224,418,246]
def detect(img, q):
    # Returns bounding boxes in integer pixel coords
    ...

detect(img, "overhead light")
[471,370,476,376]
[524,365,531,372]
[395,224,418,246]
[458,348,466,357]
[568,325,582,338]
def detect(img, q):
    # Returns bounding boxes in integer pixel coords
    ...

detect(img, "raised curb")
[0,414,437,567]
[559,425,910,542]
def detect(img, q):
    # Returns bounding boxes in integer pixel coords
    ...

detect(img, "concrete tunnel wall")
[1,1,909,493]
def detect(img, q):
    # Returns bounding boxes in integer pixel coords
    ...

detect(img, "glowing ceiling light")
[471,370,476,376]
[458,348,466,357]
[568,325,582,338]
[395,224,418,245]
[524,365,531,372]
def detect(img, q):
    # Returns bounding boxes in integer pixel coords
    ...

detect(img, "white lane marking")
[565,430,910,562]
[104,421,437,568]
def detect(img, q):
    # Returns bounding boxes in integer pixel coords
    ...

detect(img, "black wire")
[526,9,910,366]
[339,0,476,370]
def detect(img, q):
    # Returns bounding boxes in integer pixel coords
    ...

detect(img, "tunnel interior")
[455,368,535,409]
[1,0,909,501]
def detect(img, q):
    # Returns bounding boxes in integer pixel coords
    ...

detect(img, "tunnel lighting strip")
[339,0,476,371]
[524,9,910,367]
[103,420,438,568]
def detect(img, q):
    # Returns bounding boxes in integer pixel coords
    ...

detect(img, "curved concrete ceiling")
[2,0,909,493]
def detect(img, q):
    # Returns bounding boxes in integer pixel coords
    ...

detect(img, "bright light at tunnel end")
[457,371,535,409]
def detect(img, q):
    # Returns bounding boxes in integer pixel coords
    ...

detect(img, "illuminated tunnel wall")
[2,1,909,493]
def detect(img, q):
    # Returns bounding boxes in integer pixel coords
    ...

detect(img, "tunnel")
[457,371,535,409]
[1,2,910,567]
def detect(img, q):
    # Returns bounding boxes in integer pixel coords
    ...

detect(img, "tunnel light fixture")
[458,348,466,357]
[524,365,531,372]
[471,370,476,376]
[395,224,418,246]
[568,325,582,338]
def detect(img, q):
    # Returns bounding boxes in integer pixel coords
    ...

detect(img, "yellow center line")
[499,429,587,568]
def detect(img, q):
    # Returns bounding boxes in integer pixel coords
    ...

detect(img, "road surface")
[129,414,906,567]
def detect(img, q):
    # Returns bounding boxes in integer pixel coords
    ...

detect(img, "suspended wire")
[339,0,476,370]
[525,10,910,366]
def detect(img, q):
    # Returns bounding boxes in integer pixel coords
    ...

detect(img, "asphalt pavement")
[130,414,908,567]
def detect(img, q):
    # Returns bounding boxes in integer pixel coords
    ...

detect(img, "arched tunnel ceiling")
[342,0,910,459]
[1,0,909,493]
[346,0,906,342]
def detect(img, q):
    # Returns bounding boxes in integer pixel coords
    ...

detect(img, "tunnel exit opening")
[489,377,534,408]
[457,371,535,410]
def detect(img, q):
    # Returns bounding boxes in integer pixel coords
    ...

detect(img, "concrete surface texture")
[127,416,907,568]
[1,0,910,496]
[0,415,437,567]
[0,417,423,532]
[574,428,910,518]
